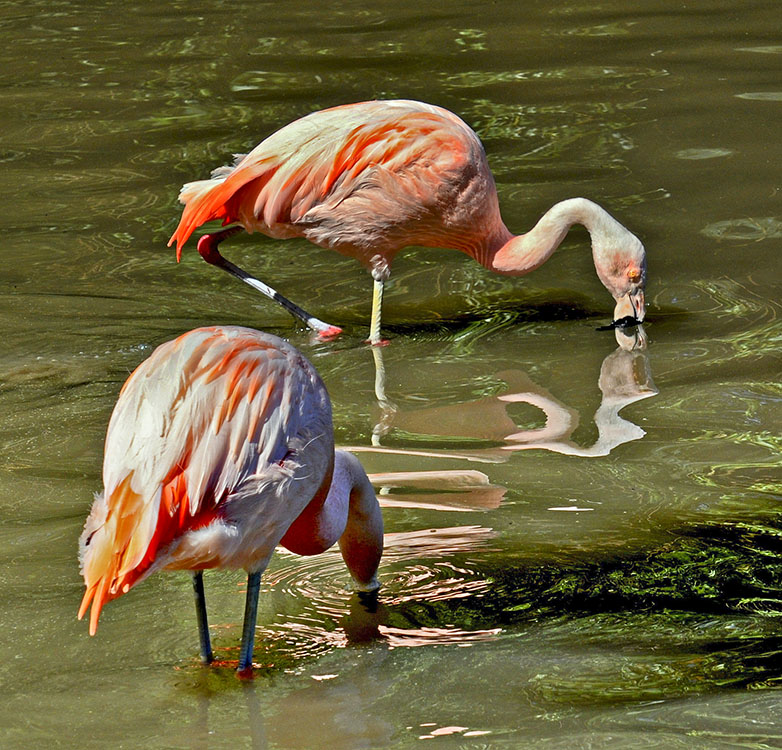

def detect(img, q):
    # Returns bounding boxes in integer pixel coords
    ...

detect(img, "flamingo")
[77,326,383,676]
[168,99,646,345]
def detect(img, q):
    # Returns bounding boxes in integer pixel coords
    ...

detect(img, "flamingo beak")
[613,288,645,325]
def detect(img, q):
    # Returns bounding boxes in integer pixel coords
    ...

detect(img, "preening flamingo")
[78,326,383,675]
[169,99,646,344]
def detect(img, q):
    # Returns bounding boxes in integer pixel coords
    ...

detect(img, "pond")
[1,0,780,747]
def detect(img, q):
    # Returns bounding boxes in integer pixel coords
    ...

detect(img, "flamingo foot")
[235,666,256,681]
[316,325,344,340]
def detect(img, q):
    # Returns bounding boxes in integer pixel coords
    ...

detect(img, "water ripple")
[701,216,782,241]
[675,148,733,160]
[443,66,664,88]
[226,526,499,664]
[378,624,501,648]
[736,92,782,101]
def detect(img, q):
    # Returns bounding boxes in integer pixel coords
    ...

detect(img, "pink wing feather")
[167,100,493,262]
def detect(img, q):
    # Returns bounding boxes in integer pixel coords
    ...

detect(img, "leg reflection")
[355,326,656,460]
[371,345,397,447]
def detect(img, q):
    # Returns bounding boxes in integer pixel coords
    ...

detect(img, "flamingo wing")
[78,326,333,634]
[168,99,489,258]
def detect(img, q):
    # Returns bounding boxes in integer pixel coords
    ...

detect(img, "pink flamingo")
[78,326,383,676]
[168,99,647,344]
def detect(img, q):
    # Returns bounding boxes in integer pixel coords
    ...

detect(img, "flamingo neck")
[280,450,382,590]
[488,197,614,276]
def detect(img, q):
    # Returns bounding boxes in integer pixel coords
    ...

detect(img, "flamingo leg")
[192,571,213,665]
[196,229,343,339]
[237,570,262,677]
[371,345,397,446]
[367,278,386,346]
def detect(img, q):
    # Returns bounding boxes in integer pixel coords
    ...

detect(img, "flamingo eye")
[627,268,642,284]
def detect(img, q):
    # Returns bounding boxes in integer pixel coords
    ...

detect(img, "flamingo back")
[78,326,333,634]
[168,99,502,266]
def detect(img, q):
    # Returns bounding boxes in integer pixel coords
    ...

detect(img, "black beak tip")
[596,315,642,332]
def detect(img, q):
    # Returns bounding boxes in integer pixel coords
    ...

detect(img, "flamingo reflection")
[352,325,656,465]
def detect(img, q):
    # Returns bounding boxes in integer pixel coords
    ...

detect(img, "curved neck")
[280,450,383,590]
[489,197,614,276]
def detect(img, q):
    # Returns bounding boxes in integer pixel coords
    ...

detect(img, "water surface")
[1,0,780,747]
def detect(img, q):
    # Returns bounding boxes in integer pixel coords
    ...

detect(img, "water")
[1,0,780,747]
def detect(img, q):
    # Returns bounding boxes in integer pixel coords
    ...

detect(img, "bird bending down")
[168,99,646,345]
[78,326,383,676]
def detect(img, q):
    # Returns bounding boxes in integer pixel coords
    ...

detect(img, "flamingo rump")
[169,99,646,344]
[78,326,383,676]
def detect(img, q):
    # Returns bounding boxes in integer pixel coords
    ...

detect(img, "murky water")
[2,0,780,747]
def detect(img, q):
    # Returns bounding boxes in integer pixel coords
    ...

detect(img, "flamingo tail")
[168,157,276,260]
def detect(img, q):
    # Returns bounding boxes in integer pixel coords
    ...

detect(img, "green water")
[1,0,780,747]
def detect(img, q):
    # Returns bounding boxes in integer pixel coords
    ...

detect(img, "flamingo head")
[593,229,647,325]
